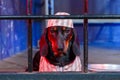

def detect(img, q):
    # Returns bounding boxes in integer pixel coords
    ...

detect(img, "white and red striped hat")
[47,12,74,28]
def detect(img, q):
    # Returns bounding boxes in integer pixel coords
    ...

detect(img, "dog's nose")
[58,42,64,51]
[57,48,63,51]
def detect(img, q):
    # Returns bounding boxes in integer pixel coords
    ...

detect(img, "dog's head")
[47,26,74,57]
[39,12,80,66]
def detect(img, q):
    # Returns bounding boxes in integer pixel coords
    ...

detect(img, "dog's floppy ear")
[72,29,81,56]
[39,28,48,56]
[32,29,48,71]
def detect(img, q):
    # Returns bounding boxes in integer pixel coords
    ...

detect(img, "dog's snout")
[58,41,64,50]
[57,31,64,50]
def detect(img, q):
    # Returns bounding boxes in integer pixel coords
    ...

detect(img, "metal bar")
[0,15,120,19]
[1,72,120,80]
[27,19,33,72]
[83,18,88,73]
[27,0,33,72]
[83,0,88,73]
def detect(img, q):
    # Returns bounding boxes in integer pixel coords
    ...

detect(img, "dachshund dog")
[33,12,82,72]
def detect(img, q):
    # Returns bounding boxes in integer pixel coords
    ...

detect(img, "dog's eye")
[65,29,70,33]
[62,28,71,33]
[50,27,57,33]
[62,27,66,31]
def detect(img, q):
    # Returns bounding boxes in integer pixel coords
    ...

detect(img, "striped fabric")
[39,56,82,72]
[47,12,73,28]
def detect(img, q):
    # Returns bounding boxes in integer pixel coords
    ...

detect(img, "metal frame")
[1,14,120,73]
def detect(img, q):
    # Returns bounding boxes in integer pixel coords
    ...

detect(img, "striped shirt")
[39,56,82,72]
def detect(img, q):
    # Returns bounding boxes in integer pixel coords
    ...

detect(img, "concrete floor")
[0,46,120,72]
[0,51,28,72]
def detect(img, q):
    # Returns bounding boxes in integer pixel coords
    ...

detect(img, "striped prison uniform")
[39,56,82,72]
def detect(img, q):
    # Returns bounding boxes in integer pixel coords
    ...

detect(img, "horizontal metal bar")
[0,15,120,19]
[0,72,120,80]
[74,19,120,23]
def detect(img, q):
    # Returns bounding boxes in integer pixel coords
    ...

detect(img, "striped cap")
[46,12,74,28]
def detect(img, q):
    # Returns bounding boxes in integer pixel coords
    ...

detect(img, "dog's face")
[39,25,80,66]
[47,26,73,57]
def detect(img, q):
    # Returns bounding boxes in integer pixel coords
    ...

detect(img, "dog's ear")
[33,50,40,71]
[72,29,81,56]
[39,28,48,56]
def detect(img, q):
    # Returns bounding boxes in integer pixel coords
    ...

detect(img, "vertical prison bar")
[83,0,88,73]
[27,0,33,72]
